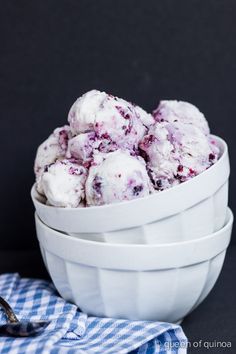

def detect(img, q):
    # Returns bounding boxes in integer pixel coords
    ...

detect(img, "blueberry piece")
[133,185,143,196]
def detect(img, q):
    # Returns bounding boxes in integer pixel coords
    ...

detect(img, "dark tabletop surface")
[0,243,235,354]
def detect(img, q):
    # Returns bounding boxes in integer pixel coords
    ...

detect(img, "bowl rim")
[36,207,233,249]
[35,208,233,270]
[31,135,228,213]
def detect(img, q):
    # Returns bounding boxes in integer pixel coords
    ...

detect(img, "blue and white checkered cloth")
[0,273,187,354]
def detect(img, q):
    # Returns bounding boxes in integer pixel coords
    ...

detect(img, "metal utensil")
[0,296,49,336]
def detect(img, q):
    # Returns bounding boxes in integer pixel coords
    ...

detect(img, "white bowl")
[36,208,233,323]
[32,135,229,244]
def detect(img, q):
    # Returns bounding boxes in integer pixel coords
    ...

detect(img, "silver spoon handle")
[0,296,19,323]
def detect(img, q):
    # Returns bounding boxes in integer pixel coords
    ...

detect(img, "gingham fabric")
[0,274,187,354]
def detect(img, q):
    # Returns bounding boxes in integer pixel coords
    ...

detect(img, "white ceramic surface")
[36,208,233,323]
[31,136,230,244]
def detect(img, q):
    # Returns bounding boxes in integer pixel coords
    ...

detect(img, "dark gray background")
[0,1,235,352]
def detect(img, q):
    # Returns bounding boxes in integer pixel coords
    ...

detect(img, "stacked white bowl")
[32,135,233,324]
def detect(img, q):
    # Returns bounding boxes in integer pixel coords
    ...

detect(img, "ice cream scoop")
[41,159,87,207]
[153,100,210,135]
[139,120,218,190]
[66,132,96,162]
[85,150,152,206]
[68,90,146,155]
[34,125,71,194]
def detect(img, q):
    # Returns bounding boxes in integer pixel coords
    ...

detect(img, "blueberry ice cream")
[34,90,219,207]
[85,150,152,206]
